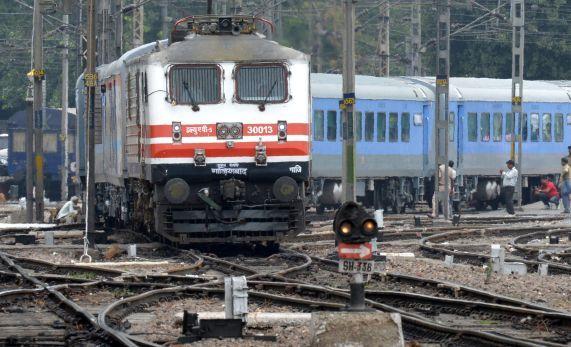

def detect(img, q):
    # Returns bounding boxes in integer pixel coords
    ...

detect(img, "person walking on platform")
[533,176,559,209]
[500,160,518,216]
[558,157,571,214]
[429,160,456,219]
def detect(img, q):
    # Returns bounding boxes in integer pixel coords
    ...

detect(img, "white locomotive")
[78,16,311,246]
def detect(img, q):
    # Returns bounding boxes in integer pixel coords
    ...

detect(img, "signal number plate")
[338,259,384,274]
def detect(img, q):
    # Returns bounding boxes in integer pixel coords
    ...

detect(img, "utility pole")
[85,0,97,241]
[75,0,84,197]
[98,0,112,65]
[113,0,123,58]
[32,0,44,222]
[407,0,422,76]
[61,0,71,202]
[377,2,389,77]
[161,0,169,39]
[342,0,356,203]
[434,0,450,220]
[511,0,524,208]
[207,0,213,14]
[132,0,144,48]
[25,88,33,222]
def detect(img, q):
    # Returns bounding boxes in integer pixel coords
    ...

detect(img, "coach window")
[170,65,221,105]
[506,113,514,141]
[480,112,490,142]
[530,113,540,142]
[468,112,477,142]
[326,111,337,141]
[389,112,398,142]
[555,113,564,142]
[519,113,528,141]
[235,64,287,104]
[365,112,374,142]
[356,111,363,141]
[542,113,552,142]
[377,112,386,142]
[493,113,502,142]
[313,110,324,141]
[449,112,455,142]
[43,134,58,153]
[401,113,410,142]
[12,131,25,152]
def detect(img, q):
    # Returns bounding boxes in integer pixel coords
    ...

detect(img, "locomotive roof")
[410,77,571,103]
[147,34,309,64]
[7,108,76,130]
[311,73,433,101]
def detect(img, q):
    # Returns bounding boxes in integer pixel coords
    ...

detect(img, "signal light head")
[362,219,377,236]
[333,202,379,243]
[339,221,352,236]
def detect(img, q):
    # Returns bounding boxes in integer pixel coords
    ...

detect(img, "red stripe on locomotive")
[147,123,309,138]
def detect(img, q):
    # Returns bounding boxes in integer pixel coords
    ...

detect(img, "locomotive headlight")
[277,121,287,142]
[164,178,190,204]
[172,122,182,143]
[230,125,242,138]
[217,125,229,139]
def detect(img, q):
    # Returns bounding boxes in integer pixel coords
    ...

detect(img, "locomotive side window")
[506,113,514,141]
[555,113,564,142]
[542,113,552,142]
[313,110,324,141]
[480,112,490,142]
[468,112,477,142]
[530,113,539,142]
[401,112,410,142]
[235,64,287,103]
[449,112,455,142]
[327,111,337,141]
[12,131,25,152]
[377,112,386,142]
[365,112,374,142]
[493,113,502,142]
[170,65,221,104]
[389,112,398,142]
[356,111,363,141]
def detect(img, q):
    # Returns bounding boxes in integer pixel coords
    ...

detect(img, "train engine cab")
[96,16,311,246]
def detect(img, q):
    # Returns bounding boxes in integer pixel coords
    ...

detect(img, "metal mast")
[132,0,144,48]
[85,0,97,240]
[407,0,422,76]
[61,0,71,201]
[161,0,169,39]
[342,0,357,203]
[434,0,450,219]
[32,0,44,222]
[511,0,524,208]
[377,2,389,77]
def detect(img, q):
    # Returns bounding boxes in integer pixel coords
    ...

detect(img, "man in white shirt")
[430,160,456,219]
[500,160,518,215]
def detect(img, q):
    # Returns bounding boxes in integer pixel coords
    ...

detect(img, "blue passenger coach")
[311,74,434,212]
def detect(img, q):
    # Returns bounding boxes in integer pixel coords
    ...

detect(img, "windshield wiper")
[182,81,199,111]
[258,79,278,111]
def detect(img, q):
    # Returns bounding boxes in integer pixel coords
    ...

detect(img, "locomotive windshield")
[170,65,221,105]
[235,64,288,103]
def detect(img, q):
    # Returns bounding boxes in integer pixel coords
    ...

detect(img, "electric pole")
[512,0,524,208]
[75,0,84,197]
[61,0,71,202]
[434,0,450,220]
[85,0,97,239]
[32,0,44,222]
[407,0,422,76]
[25,88,33,222]
[161,0,169,39]
[132,0,144,48]
[342,0,356,203]
[377,2,389,77]
[113,0,123,58]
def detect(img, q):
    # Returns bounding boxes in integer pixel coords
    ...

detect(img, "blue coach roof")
[7,108,76,130]
[311,73,433,101]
